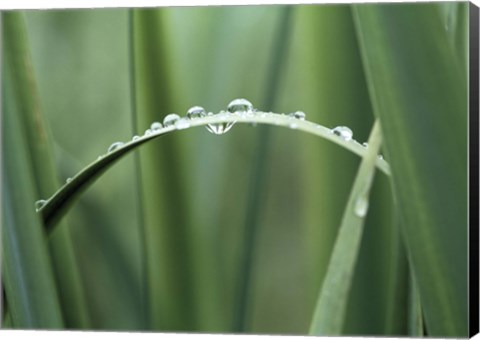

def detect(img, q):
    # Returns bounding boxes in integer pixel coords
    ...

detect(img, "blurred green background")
[2,2,469,336]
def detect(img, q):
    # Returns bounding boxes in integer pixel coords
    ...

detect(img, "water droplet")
[132,135,140,141]
[354,196,369,217]
[187,106,206,119]
[227,98,254,114]
[332,126,353,141]
[151,121,163,131]
[97,155,103,161]
[362,142,368,148]
[108,142,124,153]
[206,122,235,135]
[66,178,72,183]
[289,111,306,120]
[378,154,384,160]
[163,113,180,127]
[175,118,190,130]
[289,122,298,129]
[35,199,46,211]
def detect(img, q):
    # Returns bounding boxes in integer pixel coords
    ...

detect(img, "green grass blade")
[38,113,391,232]
[233,6,293,332]
[408,272,424,336]
[309,120,382,335]
[2,11,90,328]
[2,91,63,328]
[353,3,468,336]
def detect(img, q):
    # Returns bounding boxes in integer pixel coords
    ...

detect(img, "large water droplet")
[227,98,253,114]
[35,199,46,211]
[108,142,124,153]
[289,111,306,120]
[187,106,206,119]
[163,113,180,127]
[332,126,353,141]
[354,196,369,217]
[151,121,163,131]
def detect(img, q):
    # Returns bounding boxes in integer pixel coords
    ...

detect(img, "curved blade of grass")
[39,112,391,232]
[2,11,90,328]
[2,90,63,328]
[308,119,382,335]
[353,3,468,336]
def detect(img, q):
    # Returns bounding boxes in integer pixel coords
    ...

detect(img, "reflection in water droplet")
[151,122,163,131]
[354,196,369,217]
[206,122,235,135]
[187,106,206,119]
[332,126,353,141]
[227,98,253,114]
[108,142,124,153]
[163,113,180,127]
[289,111,306,120]
[35,199,46,211]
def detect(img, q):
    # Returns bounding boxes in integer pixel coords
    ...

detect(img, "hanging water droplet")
[175,118,190,130]
[187,106,206,119]
[132,135,140,141]
[108,142,124,153]
[35,199,46,212]
[151,121,163,131]
[354,196,369,217]
[289,111,306,120]
[227,98,253,114]
[206,122,235,135]
[362,142,369,148]
[163,113,180,127]
[332,126,353,141]
[66,177,72,183]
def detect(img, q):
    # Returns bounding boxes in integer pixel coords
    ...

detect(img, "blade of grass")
[408,272,424,336]
[2,89,63,328]
[309,119,382,335]
[2,11,90,328]
[233,6,293,333]
[353,3,468,336]
[38,113,392,232]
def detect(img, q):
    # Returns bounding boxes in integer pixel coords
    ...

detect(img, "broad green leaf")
[354,3,468,336]
[2,11,89,328]
[308,120,382,335]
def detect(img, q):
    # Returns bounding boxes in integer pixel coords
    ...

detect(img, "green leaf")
[2,87,63,329]
[38,113,391,232]
[2,11,90,328]
[309,120,383,335]
[353,3,468,336]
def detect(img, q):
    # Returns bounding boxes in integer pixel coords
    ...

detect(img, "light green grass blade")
[2,11,90,328]
[2,88,63,329]
[408,272,424,336]
[353,3,467,336]
[309,120,382,335]
[38,113,391,231]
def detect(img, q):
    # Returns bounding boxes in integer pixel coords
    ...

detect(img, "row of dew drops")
[35,98,383,215]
